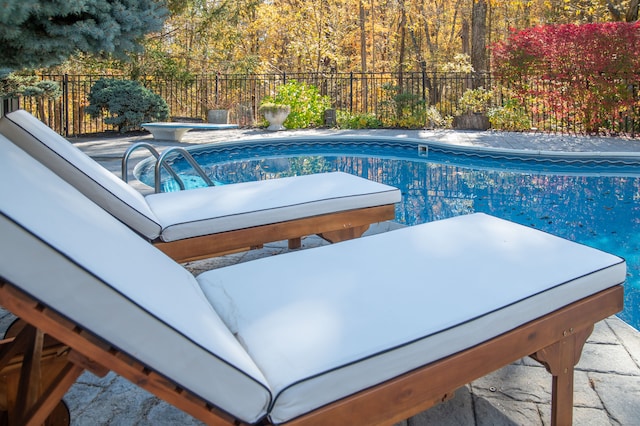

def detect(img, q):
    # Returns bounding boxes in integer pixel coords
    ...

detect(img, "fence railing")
[16,71,640,137]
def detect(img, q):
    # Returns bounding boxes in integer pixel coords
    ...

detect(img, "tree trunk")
[626,0,639,22]
[370,0,376,73]
[359,1,367,72]
[420,0,436,58]
[397,0,407,118]
[460,19,470,55]
[471,0,488,87]
[397,0,406,86]
[359,0,368,110]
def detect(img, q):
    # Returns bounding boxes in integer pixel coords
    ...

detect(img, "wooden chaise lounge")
[0,134,625,425]
[0,110,400,262]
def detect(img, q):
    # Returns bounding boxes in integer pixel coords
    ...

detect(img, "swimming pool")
[136,136,640,330]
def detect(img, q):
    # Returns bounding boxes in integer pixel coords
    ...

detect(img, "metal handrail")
[121,142,179,184]
[122,142,213,193]
[154,146,214,193]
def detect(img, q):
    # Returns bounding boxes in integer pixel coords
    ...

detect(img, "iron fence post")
[63,73,69,137]
[350,72,354,113]
[215,73,219,107]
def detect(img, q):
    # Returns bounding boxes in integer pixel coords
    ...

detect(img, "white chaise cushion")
[146,172,401,242]
[0,135,271,424]
[198,213,626,424]
[0,110,162,239]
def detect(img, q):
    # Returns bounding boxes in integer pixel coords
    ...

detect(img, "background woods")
[51,0,640,78]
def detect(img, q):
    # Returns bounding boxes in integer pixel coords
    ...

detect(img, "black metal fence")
[16,71,640,137]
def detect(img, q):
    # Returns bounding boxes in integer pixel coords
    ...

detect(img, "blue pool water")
[137,136,640,330]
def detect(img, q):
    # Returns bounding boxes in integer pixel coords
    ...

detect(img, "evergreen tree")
[0,0,168,76]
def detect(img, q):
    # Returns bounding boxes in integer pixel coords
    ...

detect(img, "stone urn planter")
[259,103,290,131]
[454,88,492,130]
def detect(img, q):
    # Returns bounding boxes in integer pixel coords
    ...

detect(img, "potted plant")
[453,88,492,130]
[206,98,233,124]
[259,102,291,131]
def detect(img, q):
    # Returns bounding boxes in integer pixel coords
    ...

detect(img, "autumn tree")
[492,21,640,132]
[545,0,639,23]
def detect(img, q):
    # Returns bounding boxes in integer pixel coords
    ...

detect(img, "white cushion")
[198,213,626,424]
[0,110,162,239]
[0,135,271,424]
[146,172,401,242]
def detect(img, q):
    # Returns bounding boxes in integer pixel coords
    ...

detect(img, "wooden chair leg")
[19,362,82,426]
[14,326,43,421]
[0,323,80,426]
[531,325,593,426]
[288,237,302,249]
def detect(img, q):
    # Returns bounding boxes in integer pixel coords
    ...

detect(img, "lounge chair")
[0,110,400,262]
[0,133,625,425]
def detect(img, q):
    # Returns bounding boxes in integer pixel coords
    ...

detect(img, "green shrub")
[456,88,493,115]
[1,73,62,120]
[487,99,531,131]
[86,78,170,132]
[424,106,449,128]
[261,80,331,129]
[336,111,383,129]
[378,84,448,129]
[0,73,61,100]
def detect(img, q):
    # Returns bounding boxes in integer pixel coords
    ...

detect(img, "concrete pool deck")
[6,128,640,425]
[75,127,640,174]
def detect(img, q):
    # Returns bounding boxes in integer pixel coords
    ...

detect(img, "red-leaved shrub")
[491,22,640,133]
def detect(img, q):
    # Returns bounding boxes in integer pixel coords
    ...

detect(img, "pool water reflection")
[137,138,640,330]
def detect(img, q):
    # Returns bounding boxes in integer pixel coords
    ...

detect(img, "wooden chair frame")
[0,278,623,426]
[153,204,396,262]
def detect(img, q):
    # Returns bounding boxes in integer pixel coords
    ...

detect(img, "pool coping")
[424,141,640,164]
[165,132,640,165]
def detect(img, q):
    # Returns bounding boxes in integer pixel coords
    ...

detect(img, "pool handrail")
[154,146,215,193]
[122,142,214,193]
[121,142,183,188]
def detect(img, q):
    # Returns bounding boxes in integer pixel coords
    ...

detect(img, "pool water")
[137,137,640,330]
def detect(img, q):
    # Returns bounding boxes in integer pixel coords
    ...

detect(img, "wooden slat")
[154,204,395,262]
[67,350,109,378]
